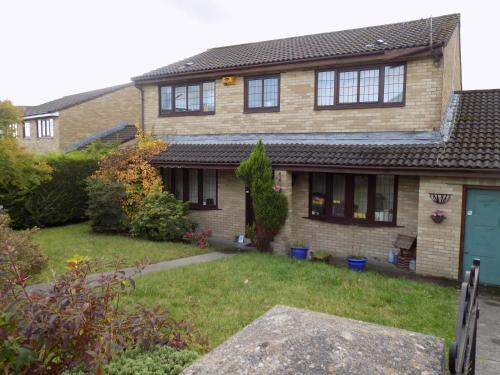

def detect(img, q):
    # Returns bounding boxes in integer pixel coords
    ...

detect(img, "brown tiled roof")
[25,83,132,117]
[152,90,500,173]
[64,122,137,153]
[134,14,459,82]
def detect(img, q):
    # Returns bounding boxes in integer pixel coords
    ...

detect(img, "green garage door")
[463,188,500,285]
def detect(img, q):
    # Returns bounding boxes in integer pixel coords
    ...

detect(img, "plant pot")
[347,257,368,271]
[291,246,308,260]
[430,215,446,223]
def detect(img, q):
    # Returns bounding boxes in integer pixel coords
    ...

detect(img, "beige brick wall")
[189,170,246,241]
[21,86,141,153]
[18,118,60,153]
[280,173,419,262]
[186,171,420,261]
[441,27,462,114]
[416,177,500,280]
[144,57,445,136]
[59,85,141,150]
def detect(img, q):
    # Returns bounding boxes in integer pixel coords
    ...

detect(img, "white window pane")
[160,86,172,111]
[203,169,217,206]
[339,71,358,103]
[353,176,368,219]
[247,79,263,108]
[188,85,200,111]
[162,168,172,192]
[175,86,187,111]
[317,71,335,106]
[174,169,183,200]
[49,119,54,137]
[384,65,405,103]
[375,175,395,222]
[263,78,278,107]
[311,173,326,217]
[359,69,379,102]
[188,169,198,203]
[24,122,30,138]
[331,174,346,218]
[202,82,215,112]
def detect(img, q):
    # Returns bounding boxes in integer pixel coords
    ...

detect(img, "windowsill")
[159,111,215,117]
[190,205,220,211]
[303,215,401,227]
[38,137,54,139]
[243,107,280,114]
[314,102,404,110]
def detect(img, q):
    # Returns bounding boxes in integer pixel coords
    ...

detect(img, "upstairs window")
[244,75,280,112]
[23,122,30,138]
[316,63,405,108]
[8,124,18,137]
[310,173,397,225]
[37,118,54,138]
[161,168,217,209]
[159,81,215,115]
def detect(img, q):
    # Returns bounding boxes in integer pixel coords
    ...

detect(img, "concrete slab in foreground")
[183,305,444,375]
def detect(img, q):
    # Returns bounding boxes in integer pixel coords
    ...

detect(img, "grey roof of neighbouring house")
[134,14,459,81]
[64,121,137,152]
[152,90,500,172]
[24,83,132,117]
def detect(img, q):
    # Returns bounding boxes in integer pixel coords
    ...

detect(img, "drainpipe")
[136,84,145,132]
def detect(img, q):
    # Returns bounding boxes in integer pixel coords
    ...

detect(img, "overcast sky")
[1,0,499,105]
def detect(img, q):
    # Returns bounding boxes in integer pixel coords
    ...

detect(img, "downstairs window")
[161,168,217,209]
[309,173,397,225]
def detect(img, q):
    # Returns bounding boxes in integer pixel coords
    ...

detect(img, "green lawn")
[127,252,457,351]
[32,222,205,283]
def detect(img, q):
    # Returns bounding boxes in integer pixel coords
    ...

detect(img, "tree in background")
[91,127,167,220]
[0,100,22,137]
[236,140,288,250]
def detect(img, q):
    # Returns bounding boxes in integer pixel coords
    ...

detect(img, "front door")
[463,188,500,285]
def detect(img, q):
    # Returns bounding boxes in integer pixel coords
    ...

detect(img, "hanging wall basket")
[429,193,451,204]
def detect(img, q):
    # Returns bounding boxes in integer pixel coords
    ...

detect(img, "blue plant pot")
[347,257,368,271]
[291,247,308,260]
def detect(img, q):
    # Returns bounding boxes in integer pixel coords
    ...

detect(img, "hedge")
[8,153,99,228]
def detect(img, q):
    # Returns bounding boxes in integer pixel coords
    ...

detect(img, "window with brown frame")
[244,75,280,112]
[315,63,405,109]
[309,173,397,225]
[161,168,218,209]
[159,81,215,116]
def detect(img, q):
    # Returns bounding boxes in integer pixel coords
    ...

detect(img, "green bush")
[236,140,288,250]
[129,191,195,241]
[86,179,127,233]
[62,346,197,375]
[8,152,98,228]
[103,346,198,375]
[0,212,47,282]
[0,137,52,210]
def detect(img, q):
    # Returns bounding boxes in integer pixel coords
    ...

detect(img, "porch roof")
[152,90,500,176]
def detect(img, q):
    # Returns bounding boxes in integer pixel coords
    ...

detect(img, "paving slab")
[29,251,233,293]
[183,305,444,375]
[476,293,500,375]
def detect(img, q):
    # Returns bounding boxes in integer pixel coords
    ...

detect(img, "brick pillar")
[272,170,293,256]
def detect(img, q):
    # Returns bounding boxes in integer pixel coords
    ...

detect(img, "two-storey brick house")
[133,14,500,284]
[19,83,140,153]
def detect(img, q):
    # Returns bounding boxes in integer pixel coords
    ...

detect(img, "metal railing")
[449,258,480,375]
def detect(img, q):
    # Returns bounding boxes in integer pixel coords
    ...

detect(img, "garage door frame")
[460,184,500,283]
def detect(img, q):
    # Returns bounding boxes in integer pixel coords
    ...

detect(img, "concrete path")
[476,293,500,374]
[29,251,234,293]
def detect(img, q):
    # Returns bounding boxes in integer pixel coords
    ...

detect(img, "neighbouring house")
[17,83,140,153]
[133,13,500,285]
